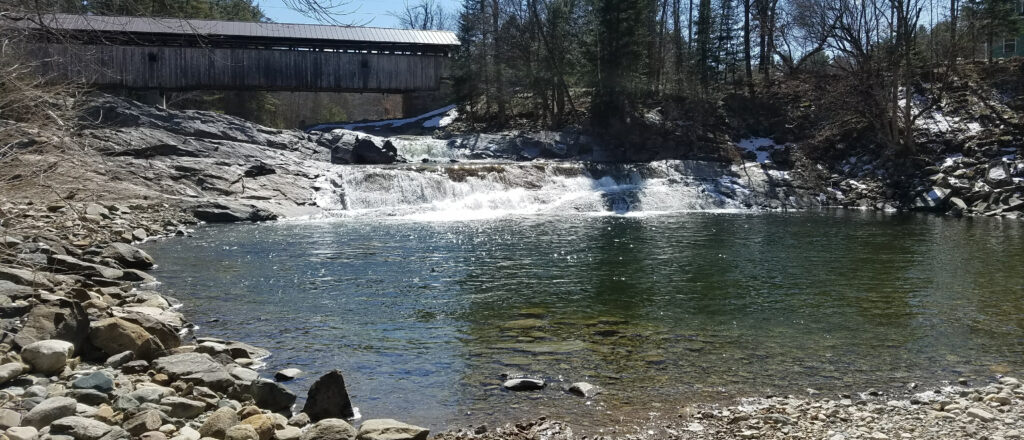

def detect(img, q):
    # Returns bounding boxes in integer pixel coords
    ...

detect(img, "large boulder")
[90,317,165,360]
[241,414,275,440]
[21,339,74,374]
[160,396,206,419]
[303,370,355,422]
[251,379,296,414]
[48,254,124,279]
[0,266,53,288]
[300,419,357,440]
[101,243,156,269]
[193,202,278,223]
[0,363,25,386]
[225,424,260,440]
[352,138,399,165]
[13,300,90,349]
[152,352,223,378]
[356,419,430,440]
[50,416,114,440]
[198,407,239,438]
[22,396,77,428]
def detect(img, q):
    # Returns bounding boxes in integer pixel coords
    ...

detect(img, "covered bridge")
[11,14,460,93]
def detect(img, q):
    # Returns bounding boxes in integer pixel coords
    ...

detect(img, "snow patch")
[736,137,780,163]
[309,105,457,132]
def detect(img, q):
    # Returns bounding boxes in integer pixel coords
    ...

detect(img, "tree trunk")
[743,0,753,95]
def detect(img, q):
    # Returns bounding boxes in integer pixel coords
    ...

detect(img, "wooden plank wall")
[30,43,450,92]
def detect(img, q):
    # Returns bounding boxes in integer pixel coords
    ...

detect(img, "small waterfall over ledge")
[312,160,771,220]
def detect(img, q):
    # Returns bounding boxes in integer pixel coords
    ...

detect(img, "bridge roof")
[17,14,460,47]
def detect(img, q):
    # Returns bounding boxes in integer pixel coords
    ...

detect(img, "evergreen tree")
[694,0,715,91]
[963,0,1023,61]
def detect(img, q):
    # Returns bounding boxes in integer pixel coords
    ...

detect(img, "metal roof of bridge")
[16,14,460,47]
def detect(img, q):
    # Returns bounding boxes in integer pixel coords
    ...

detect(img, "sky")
[258,0,461,28]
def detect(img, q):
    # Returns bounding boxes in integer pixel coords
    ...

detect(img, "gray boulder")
[0,408,21,429]
[251,379,297,414]
[303,370,354,422]
[21,339,74,375]
[152,352,223,378]
[0,266,54,288]
[198,407,239,438]
[503,378,545,391]
[301,419,357,440]
[48,255,124,280]
[160,397,206,419]
[0,362,26,385]
[356,419,429,440]
[22,396,77,428]
[101,243,156,270]
[50,416,113,440]
[72,371,115,393]
[5,427,37,440]
[123,409,164,436]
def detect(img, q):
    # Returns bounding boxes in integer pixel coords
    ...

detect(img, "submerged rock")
[503,378,546,391]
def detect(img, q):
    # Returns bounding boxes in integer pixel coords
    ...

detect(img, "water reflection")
[142,211,1024,430]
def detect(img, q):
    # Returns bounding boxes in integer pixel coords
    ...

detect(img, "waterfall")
[313,160,764,221]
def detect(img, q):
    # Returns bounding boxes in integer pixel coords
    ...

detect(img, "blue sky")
[259,0,461,28]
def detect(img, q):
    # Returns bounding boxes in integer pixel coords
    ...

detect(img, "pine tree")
[963,0,1024,61]
[694,0,715,91]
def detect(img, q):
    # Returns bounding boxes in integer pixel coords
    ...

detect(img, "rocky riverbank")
[442,377,1024,440]
[0,200,438,440]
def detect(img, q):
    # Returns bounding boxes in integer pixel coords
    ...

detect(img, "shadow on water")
[141,211,1024,429]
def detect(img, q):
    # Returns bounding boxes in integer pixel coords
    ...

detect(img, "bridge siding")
[32,44,449,92]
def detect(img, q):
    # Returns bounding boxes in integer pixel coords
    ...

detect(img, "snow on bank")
[308,105,457,132]
[736,137,781,163]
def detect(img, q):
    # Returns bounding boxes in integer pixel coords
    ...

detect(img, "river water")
[142,207,1024,430]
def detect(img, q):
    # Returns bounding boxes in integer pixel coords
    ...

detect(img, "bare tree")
[389,0,455,30]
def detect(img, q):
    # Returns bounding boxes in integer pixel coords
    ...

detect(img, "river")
[141,205,1024,430]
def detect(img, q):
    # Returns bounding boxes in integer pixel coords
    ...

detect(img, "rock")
[251,380,296,414]
[48,255,124,280]
[300,419,357,440]
[21,339,74,375]
[355,419,429,440]
[22,396,77,428]
[117,312,182,351]
[72,371,114,393]
[5,427,38,440]
[160,397,206,419]
[0,267,53,288]
[124,410,164,436]
[192,203,278,223]
[225,424,260,440]
[912,187,951,211]
[85,204,111,218]
[141,432,168,440]
[303,370,354,422]
[288,413,310,427]
[987,162,1012,187]
[50,416,113,440]
[90,318,164,360]
[67,389,110,406]
[352,138,398,165]
[101,243,156,269]
[229,367,259,383]
[128,385,175,404]
[240,414,275,440]
[275,426,302,440]
[13,301,90,349]
[104,351,135,368]
[0,362,26,385]
[132,229,149,241]
[198,407,239,438]
[966,407,995,422]
[567,382,599,398]
[174,426,201,440]
[0,408,21,429]
[152,352,223,378]
[503,378,545,391]
[274,369,301,382]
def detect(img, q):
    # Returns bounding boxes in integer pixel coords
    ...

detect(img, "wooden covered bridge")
[11,14,460,93]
